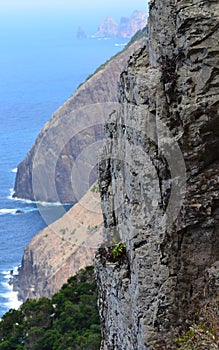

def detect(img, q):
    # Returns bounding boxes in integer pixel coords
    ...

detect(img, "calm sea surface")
[0,13,127,317]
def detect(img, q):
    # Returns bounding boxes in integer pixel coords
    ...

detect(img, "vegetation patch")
[90,183,99,193]
[98,241,127,264]
[87,225,98,234]
[111,242,126,260]
[175,298,219,349]
[0,267,101,350]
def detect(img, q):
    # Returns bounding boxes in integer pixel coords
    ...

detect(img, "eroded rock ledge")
[95,0,219,348]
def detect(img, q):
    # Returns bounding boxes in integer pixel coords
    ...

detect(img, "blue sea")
[0,12,128,317]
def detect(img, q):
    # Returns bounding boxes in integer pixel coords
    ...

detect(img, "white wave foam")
[11,197,35,205]
[0,207,38,215]
[1,268,22,311]
[9,196,65,206]
[0,208,17,215]
[7,188,15,200]
[38,201,64,207]
[115,43,127,47]
[1,282,22,310]
[13,266,21,276]
[2,270,13,279]
[11,168,18,173]
[2,267,20,279]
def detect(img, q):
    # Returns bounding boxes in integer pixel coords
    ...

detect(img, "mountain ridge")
[12,32,147,301]
[13,34,146,204]
[93,10,147,39]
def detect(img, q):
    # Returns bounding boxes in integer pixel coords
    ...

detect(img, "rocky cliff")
[94,11,147,39]
[94,16,119,38]
[118,11,148,39]
[95,0,219,348]
[14,185,103,300]
[13,36,146,203]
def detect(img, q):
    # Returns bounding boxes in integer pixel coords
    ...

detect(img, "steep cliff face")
[14,186,103,301]
[95,0,219,348]
[13,38,145,203]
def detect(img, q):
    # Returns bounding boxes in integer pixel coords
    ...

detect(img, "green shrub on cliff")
[111,242,126,259]
[0,266,101,350]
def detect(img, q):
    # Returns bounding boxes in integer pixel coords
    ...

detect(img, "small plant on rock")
[112,242,126,259]
[91,183,99,193]
[87,225,98,233]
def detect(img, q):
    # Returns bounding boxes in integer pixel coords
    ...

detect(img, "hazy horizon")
[0,1,149,43]
[1,1,148,26]
[1,0,148,14]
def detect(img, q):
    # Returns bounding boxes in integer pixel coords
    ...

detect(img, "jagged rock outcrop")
[94,11,147,39]
[118,11,148,39]
[13,37,146,203]
[95,0,219,349]
[77,26,87,39]
[13,185,103,300]
[94,16,119,38]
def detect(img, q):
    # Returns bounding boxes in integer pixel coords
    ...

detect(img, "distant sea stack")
[94,10,147,39]
[76,26,87,39]
[94,16,119,38]
[13,32,147,204]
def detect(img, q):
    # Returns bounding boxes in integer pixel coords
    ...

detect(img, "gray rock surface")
[95,0,219,348]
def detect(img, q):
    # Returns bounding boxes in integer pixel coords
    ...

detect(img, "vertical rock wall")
[95,0,219,348]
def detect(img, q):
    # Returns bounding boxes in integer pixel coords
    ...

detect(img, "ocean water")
[0,12,128,317]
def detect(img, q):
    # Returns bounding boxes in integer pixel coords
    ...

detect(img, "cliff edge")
[14,185,102,300]
[13,36,146,204]
[95,0,219,348]
[12,32,148,300]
